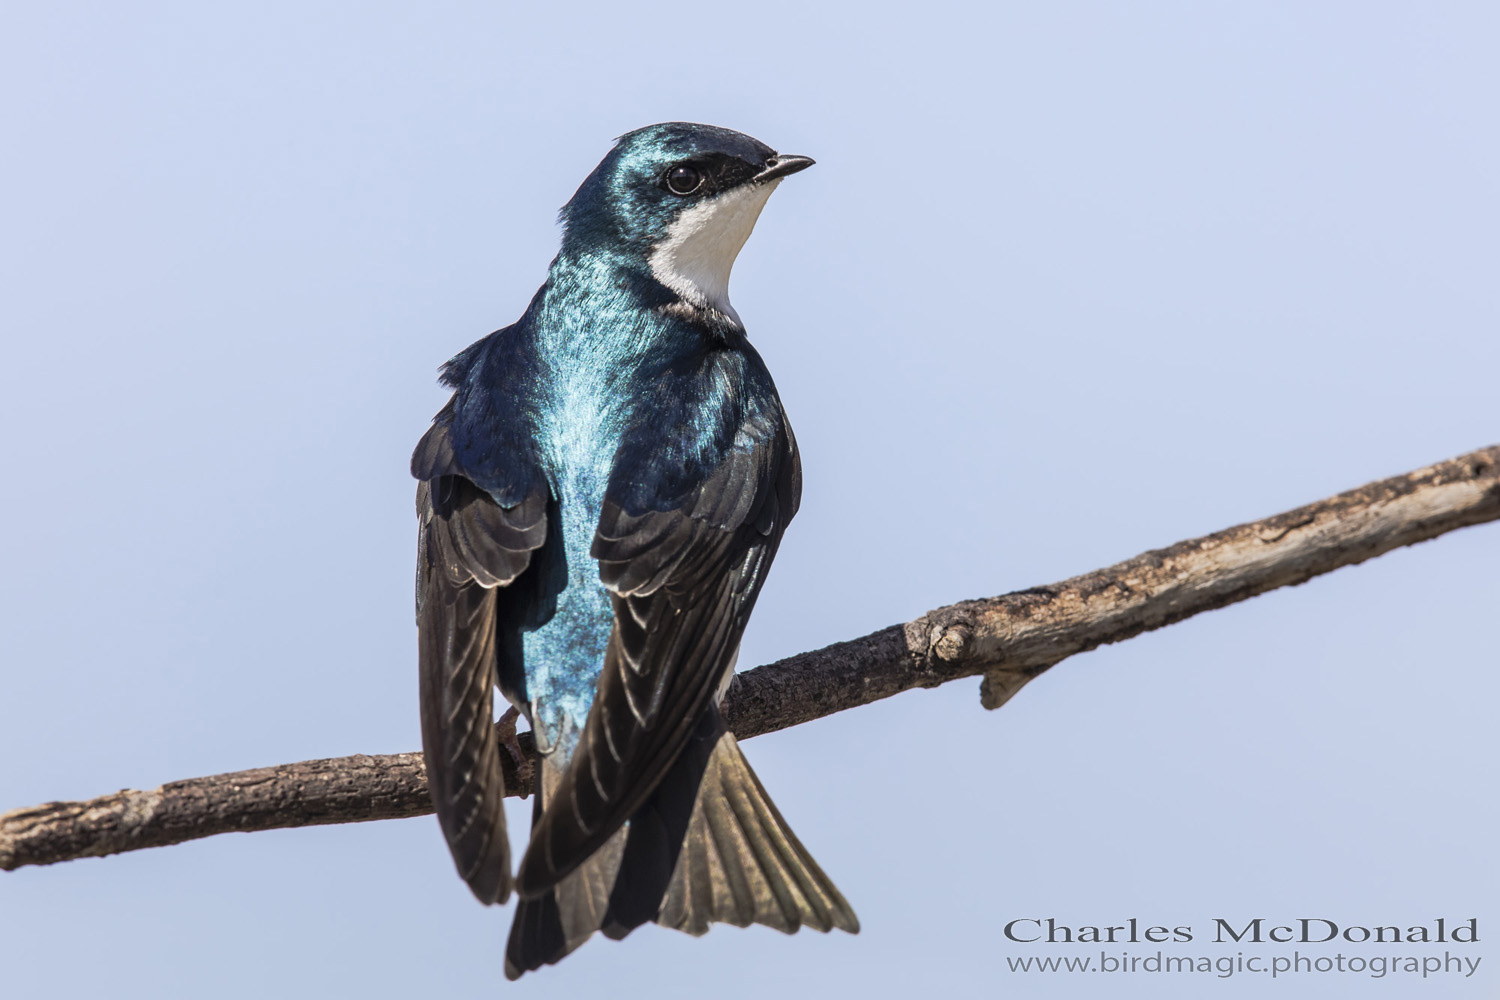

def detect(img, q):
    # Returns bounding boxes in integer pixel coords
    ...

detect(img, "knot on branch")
[903,615,979,685]
[933,623,972,662]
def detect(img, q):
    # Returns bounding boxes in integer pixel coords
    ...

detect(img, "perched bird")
[412,122,858,978]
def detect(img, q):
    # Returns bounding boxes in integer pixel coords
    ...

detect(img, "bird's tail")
[504,711,858,979]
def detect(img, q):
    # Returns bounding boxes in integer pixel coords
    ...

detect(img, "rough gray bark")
[3,445,1497,873]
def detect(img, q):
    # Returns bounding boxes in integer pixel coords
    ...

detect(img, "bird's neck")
[542,251,746,341]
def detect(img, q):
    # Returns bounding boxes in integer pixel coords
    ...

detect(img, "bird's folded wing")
[515,413,800,896]
[416,413,549,904]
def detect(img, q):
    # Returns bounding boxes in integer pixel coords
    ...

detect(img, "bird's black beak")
[754,154,815,183]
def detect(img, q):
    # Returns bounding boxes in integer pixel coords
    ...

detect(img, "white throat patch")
[648,179,780,324]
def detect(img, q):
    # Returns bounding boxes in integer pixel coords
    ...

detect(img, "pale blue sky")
[2,3,1496,998]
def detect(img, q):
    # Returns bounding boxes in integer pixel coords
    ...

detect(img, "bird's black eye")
[664,164,703,196]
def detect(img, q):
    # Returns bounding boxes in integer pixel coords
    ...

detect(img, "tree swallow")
[412,122,857,977]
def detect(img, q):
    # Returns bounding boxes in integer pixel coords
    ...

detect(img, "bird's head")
[558,122,813,321]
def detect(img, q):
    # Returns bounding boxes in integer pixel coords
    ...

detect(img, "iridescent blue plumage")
[413,123,856,978]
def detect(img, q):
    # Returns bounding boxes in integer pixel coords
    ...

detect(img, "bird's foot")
[495,706,534,798]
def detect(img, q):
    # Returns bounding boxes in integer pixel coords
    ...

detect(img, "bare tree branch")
[4,445,1497,873]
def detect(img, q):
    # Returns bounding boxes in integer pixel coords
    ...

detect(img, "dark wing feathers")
[416,414,549,906]
[426,479,545,587]
[410,404,459,482]
[515,410,799,897]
